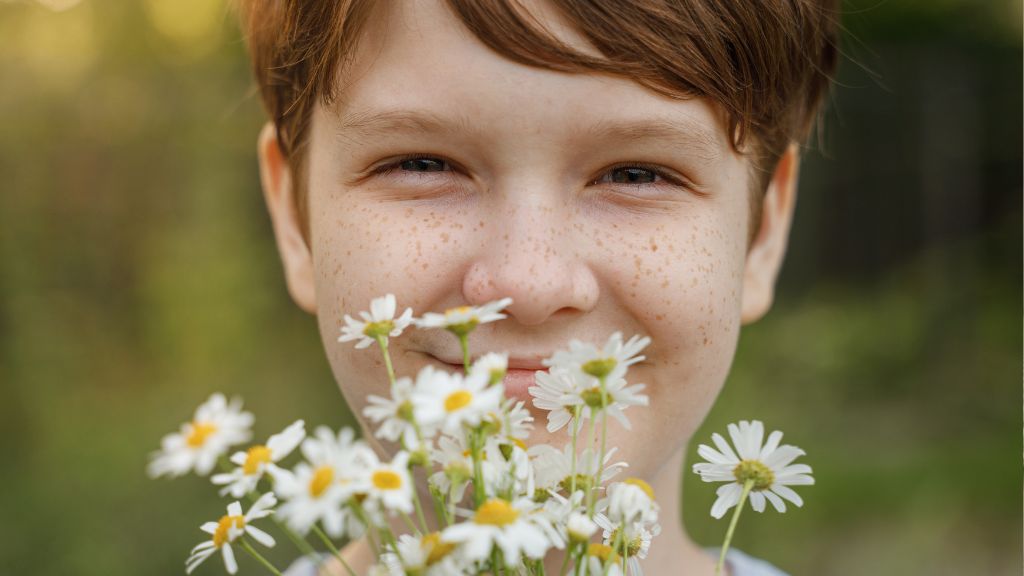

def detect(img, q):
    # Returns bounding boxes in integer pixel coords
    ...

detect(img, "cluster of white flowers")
[149,294,813,576]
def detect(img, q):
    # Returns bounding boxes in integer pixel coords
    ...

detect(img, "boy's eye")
[603,166,659,185]
[397,157,448,172]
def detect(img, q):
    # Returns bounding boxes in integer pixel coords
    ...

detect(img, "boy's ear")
[257,122,317,314]
[741,142,800,324]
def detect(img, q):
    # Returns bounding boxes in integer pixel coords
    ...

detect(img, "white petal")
[759,430,783,460]
[710,483,742,519]
[763,489,788,513]
[221,544,238,574]
[711,433,739,462]
[697,444,732,465]
[762,445,805,469]
[770,484,805,507]
[748,491,766,512]
[227,502,243,516]
[776,474,815,486]
[246,525,276,547]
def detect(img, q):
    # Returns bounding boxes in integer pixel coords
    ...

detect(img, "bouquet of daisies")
[149,296,813,576]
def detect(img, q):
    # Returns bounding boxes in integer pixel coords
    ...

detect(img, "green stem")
[558,543,575,576]
[350,501,380,556]
[585,415,597,515]
[240,538,284,576]
[411,484,430,533]
[400,510,421,535]
[429,483,451,528]
[311,526,357,576]
[458,333,471,372]
[716,479,755,576]
[471,429,486,507]
[594,376,608,502]
[569,406,581,495]
[375,335,397,385]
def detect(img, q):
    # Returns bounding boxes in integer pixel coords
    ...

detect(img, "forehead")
[322,0,739,163]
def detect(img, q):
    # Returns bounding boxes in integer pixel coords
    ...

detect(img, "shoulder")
[716,548,791,576]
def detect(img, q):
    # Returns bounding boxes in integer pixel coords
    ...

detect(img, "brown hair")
[235,0,840,239]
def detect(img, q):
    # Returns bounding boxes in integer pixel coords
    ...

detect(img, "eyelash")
[373,154,687,189]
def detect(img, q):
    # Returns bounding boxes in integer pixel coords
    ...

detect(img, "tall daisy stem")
[593,376,609,500]
[569,406,582,495]
[458,333,471,372]
[716,479,755,576]
[311,526,357,576]
[375,335,397,385]
[585,415,597,514]
[240,538,284,576]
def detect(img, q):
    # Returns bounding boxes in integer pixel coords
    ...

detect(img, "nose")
[462,200,599,326]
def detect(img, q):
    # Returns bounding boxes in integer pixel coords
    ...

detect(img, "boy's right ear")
[257,122,317,314]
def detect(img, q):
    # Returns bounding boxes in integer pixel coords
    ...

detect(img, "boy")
[237,0,838,573]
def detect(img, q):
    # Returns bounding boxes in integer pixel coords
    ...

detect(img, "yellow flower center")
[212,514,245,547]
[362,320,394,339]
[733,460,775,490]
[609,528,644,557]
[309,466,335,498]
[582,357,617,379]
[242,445,273,475]
[580,387,610,409]
[474,498,520,526]
[444,390,473,412]
[372,470,403,490]
[447,306,473,317]
[624,477,655,500]
[587,543,619,563]
[422,532,456,565]
[186,422,217,447]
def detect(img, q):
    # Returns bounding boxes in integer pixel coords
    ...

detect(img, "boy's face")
[259,0,798,478]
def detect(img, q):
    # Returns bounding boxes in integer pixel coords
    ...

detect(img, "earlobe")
[740,143,800,324]
[257,122,318,314]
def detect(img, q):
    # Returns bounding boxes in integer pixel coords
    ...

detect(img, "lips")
[424,353,548,404]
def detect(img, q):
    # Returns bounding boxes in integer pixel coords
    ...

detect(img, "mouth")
[421,352,549,404]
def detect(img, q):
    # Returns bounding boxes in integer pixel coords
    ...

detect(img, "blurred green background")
[0,0,1019,574]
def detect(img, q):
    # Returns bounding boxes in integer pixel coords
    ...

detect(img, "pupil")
[612,167,656,184]
[400,158,445,172]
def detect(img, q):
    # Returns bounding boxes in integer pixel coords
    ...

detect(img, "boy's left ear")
[741,142,800,324]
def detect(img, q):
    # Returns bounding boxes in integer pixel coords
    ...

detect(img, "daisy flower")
[486,397,533,441]
[692,420,814,519]
[482,436,534,500]
[605,478,659,525]
[529,444,626,496]
[273,427,373,538]
[581,543,625,576]
[415,297,513,336]
[364,372,432,448]
[338,294,414,349]
[361,451,415,515]
[595,515,661,575]
[413,369,504,436]
[147,393,253,478]
[529,368,648,433]
[442,497,559,565]
[380,532,462,576]
[212,420,305,498]
[470,352,509,386]
[186,493,277,575]
[544,332,650,383]
[429,433,474,503]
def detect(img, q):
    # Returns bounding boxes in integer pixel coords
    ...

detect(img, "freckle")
[422,262,429,269]
[441,233,450,243]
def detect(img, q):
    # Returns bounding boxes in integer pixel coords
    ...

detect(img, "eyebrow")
[337,108,724,160]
